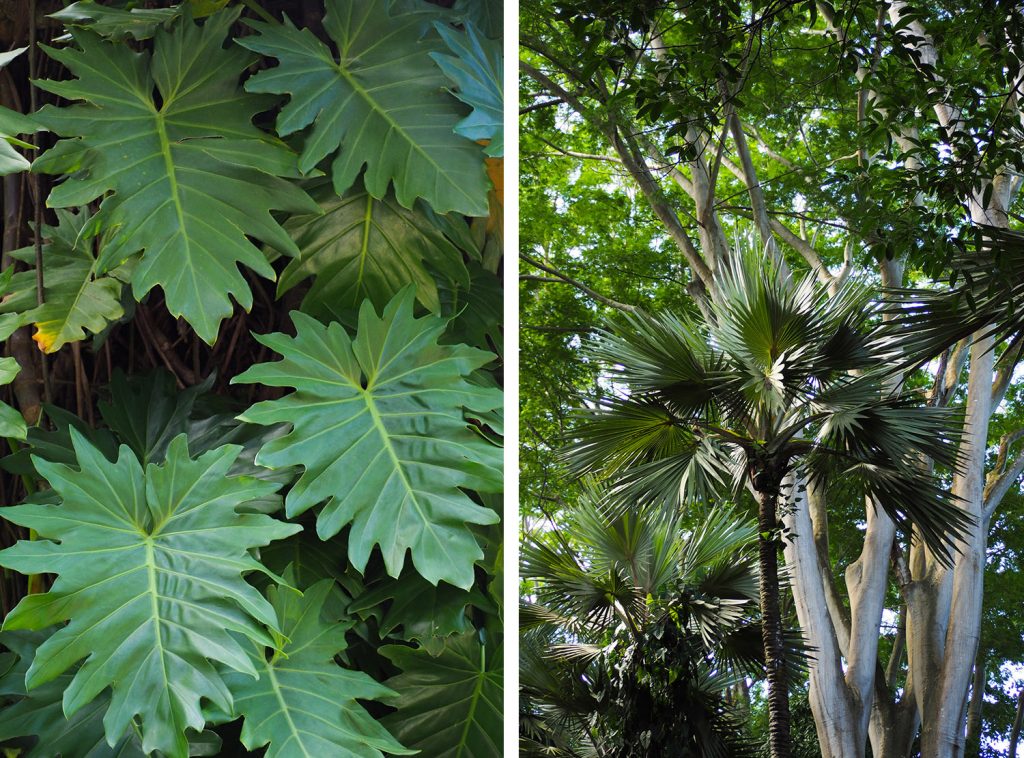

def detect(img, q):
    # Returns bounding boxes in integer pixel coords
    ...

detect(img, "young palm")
[566,252,972,758]
[521,487,767,758]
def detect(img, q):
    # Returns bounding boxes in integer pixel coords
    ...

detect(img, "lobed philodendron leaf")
[225,578,413,758]
[4,208,128,353]
[238,0,491,216]
[234,289,503,589]
[32,10,319,344]
[0,356,26,440]
[430,21,503,157]
[277,179,471,321]
[0,432,302,758]
[381,632,503,757]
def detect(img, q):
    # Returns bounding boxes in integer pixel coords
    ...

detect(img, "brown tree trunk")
[756,485,792,758]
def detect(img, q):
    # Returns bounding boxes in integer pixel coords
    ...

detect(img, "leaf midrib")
[151,106,207,329]
[332,60,475,207]
[361,387,448,559]
[263,660,314,758]
[144,538,173,730]
[454,644,487,758]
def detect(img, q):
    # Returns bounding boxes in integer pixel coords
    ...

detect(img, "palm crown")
[567,251,972,558]
[520,490,765,757]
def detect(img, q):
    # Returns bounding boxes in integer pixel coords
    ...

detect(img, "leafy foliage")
[0,48,38,177]
[570,251,971,559]
[33,9,318,343]
[431,21,504,157]
[0,3,502,755]
[225,578,411,758]
[382,631,503,757]
[0,357,25,441]
[0,629,146,758]
[3,209,127,353]
[239,0,491,216]
[235,290,502,588]
[276,179,470,320]
[0,433,299,756]
[521,494,764,757]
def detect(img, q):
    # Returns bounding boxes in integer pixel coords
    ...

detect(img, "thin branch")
[520,252,639,313]
[520,98,564,115]
[984,429,1024,519]
[519,60,714,291]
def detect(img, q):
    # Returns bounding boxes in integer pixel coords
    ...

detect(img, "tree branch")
[520,252,639,314]
[520,60,714,291]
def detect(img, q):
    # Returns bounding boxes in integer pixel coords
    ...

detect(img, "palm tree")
[520,487,769,758]
[565,251,972,758]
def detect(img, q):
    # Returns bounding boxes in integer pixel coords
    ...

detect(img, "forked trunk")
[756,485,792,758]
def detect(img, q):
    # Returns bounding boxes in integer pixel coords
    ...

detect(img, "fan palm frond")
[883,225,1024,367]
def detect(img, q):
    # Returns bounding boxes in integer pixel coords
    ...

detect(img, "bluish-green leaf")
[238,0,491,216]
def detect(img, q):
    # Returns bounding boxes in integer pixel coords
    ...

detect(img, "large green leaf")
[225,578,412,758]
[277,179,469,320]
[3,208,128,353]
[0,433,302,758]
[0,630,146,758]
[234,289,502,589]
[238,0,490,216]
[430,21,503,157]
[350,569,477,643]
[32,10,318,344]
[381,632,503,757]
[0,356,26,441]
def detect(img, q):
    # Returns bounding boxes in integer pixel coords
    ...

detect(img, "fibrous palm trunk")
[756,485,792,758]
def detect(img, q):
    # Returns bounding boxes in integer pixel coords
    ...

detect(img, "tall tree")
[520,1,1024,754]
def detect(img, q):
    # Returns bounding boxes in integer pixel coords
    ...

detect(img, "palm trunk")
[756,486,792,758]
